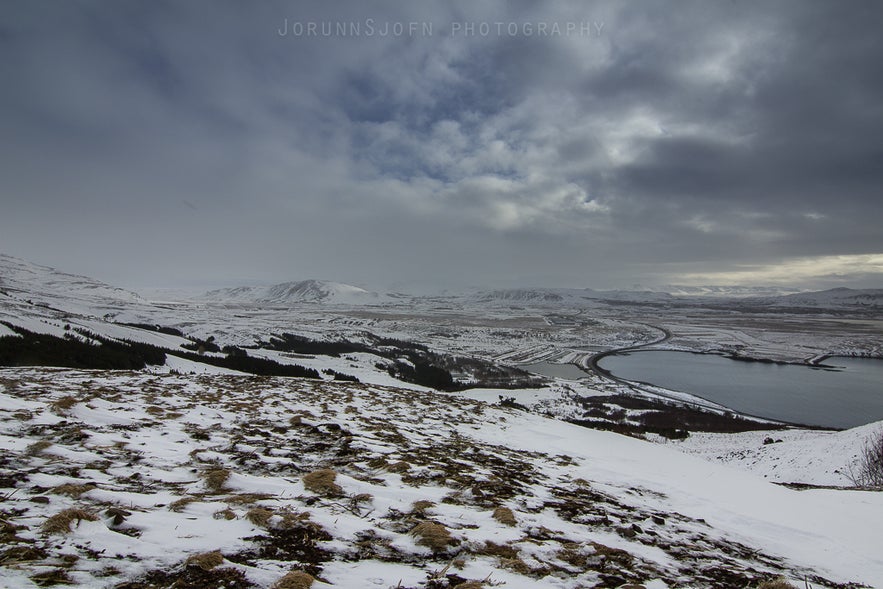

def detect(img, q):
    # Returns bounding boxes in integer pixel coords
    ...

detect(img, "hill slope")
[0,254,142,309]
[1,368,880,588]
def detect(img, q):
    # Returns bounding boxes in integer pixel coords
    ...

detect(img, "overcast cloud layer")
[2,1,882,291]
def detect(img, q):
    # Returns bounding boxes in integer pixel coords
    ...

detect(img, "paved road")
[579,322,672,384]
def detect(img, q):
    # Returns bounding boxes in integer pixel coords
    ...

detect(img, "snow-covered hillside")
[658,421,883,487]
[1,368,882,588]
[0,254,142,309]
[202,280,388,305]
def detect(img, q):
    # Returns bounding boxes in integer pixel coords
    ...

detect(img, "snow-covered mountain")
[0,254,142,305]
[473,288,569,303]
[0,253,144,322]
[202,279,388,305]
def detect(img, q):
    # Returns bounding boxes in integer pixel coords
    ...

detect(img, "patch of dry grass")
[203,468,231,492]
[168,496,199,512]
[410,521,454,551]
[452,582,483,589]
[30,568,72,586]
[277,509,316,530]
[492,506,517,526]
[758,579,796,589]
[50,395,79,413]
[50,483,95,498]
[213,508,237,520]
[499,557,532,575]
[302,469,343,496]
[224,493,274,505]
[12,409,33,421]
[272,570,315,589]
[246,507,274,527]
[0,545,48,564]
[386,460,411,473]
[589,541,633,567]
[185,550,225,570]
[42,508,99,534]
[366,457,388,469]
[476,541,519,560]
[104,507,131,527]
[410,500,435,515]
[25,440,53,456]
[347,492,373,514]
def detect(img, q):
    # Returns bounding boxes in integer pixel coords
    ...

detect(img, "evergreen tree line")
[0,324,320,379]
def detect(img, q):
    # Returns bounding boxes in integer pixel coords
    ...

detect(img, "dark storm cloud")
[1,0,881,290]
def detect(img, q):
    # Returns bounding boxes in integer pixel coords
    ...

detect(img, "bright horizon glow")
[674,254,883,287]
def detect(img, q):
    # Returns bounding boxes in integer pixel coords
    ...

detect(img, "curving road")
[579,322,672,384]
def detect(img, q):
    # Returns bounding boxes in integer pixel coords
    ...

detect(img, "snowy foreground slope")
[1,369,881,589]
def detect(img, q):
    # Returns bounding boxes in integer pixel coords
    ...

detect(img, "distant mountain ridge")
[468,284,883,311]
[471,287,675,305]
[648,285,805,298]
[2,252,880,310]
[747,287,883,309]
[202,279,387,305]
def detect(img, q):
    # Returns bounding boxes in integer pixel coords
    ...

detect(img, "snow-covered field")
[1,368,882,588]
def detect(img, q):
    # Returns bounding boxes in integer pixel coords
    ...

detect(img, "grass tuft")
[42,508,99,534]
[25,440,53,456]
[13,409,33,421]
[51,483,95,498]
[492,506,517,526]
[302,469,343,496]
[272,570,315,589]
[758,579,796,589]
[410,521,454,551]
[30,568,72,586]
[213,508,237,520]
[224,493,274,505]
[410,500,435,515]
[185,550,225,570]
[277,509,314,530]
[50,395,79,413]
[246,507,274,527]
[203,468,231,492]
[386,461,411,473]
[169,496,199,512]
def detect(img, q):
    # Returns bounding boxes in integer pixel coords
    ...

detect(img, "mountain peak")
[202,279,384,305]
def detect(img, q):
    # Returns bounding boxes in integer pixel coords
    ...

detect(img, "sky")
[1,1,882,292]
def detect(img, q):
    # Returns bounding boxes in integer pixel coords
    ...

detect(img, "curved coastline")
[595,351,883,429]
